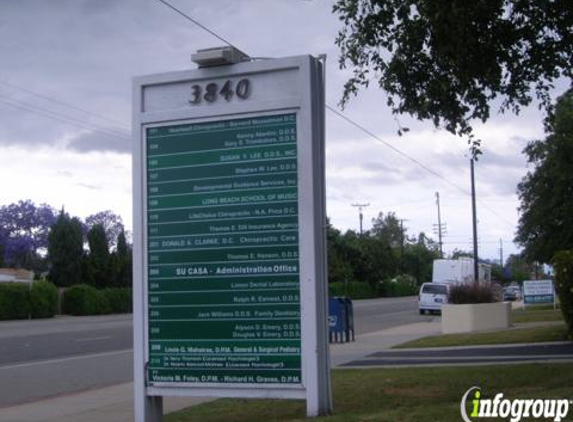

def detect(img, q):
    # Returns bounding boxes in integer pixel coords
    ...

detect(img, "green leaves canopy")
[333,0,573,151]
[516,89,573,263]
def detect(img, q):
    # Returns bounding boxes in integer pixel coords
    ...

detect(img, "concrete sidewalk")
[0,320,440,422]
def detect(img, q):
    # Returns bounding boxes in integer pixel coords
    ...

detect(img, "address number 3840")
[189,79,251,105]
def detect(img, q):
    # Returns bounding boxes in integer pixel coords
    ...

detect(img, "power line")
[0,79,130,131]
[155,0,239,50]
[326,104,470,197]
[0,96,130,141]
[155,0,516,230]
[327,105,516,228]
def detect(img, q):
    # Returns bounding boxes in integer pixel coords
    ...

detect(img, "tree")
[85,210,124,249]
[402,233,440,285]
[113,229,132,287]
[333,1,573,152]
[503,254,534,282]
[516,89,573,263]
[87,224,112,288]
[326,220,351,284]
[0,200,57,271]
[450,249,474,260]
[48,210,84,287]
[371,211,405,248]
[342,230,398,288]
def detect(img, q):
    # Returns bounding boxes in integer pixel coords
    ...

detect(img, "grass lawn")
[512,307,563,323]
[393,324,569,349]
[166,364,573,422]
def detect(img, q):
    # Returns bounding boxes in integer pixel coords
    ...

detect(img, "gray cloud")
[67,130,131,154]
[77,182,102,191]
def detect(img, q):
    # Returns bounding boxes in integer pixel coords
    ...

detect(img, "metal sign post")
[132,54,331,422]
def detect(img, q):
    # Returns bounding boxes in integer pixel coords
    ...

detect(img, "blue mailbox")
[328,296,354,343]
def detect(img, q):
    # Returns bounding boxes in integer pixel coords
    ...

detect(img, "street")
[0,296,429,407]
[352,296,434,334]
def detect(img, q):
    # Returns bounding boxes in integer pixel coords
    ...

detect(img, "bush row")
[0,281,58,320]
[62,284,132,316]
[448,282,499,304]
[329,280,420,300]
[329,281,377,299]
[378,280,419,297]
[0,282,132,320]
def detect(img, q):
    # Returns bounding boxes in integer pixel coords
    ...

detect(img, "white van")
[418,283,449,314]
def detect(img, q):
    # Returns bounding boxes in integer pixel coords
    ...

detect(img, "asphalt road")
[352,296,434,334]
[0,315,133,407]
[0,296,426,407]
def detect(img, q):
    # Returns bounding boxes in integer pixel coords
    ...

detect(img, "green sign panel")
[146,114,301,385]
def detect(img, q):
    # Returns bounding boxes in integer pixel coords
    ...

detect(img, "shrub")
[30,280,58,318]
[0,283,31,320]
[62,284,111,316]
[329,281,376,299]
[379,279,419,297]
[102,288,132,313]
[553,250,573,337]
[448,282,499,304]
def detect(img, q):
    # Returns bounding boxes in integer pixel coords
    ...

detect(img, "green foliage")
[329,281,376,299]
[30,280,57,318]
[326,220,351,285]
[371,211,403,247]
[504,254,534,282]
[347,232,398,288]
[48,210,84,287]
[0,283,31,320]
[552,250,573,337]
[62,284,111,316]
[333,1,573,153]
[114,229,132,287]
[403,236,440,284]
[102,288,132,313]
[516,89,573,263]
[378,280,419,297]
[448,283,499,304]
[87,223,112,288]
[326,213,438,294]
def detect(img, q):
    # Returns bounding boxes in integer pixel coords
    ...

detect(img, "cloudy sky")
[0,0,562,262]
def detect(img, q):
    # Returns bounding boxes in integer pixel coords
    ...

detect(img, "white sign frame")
[523,279,555,307]
[132,55,331,422]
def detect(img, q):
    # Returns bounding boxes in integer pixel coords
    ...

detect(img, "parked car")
[418,282,449,315]
[502,286,521,301]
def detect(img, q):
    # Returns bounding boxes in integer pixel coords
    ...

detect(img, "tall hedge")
[553,250,573,337]
[329,281,376,299]
[30,280,58,318]
[0,283,31,320]
[62,284,111,316]
[102,288,132,313]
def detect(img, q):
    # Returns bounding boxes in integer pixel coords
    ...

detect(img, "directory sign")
[133,55,331,419]
[146,114,302,385]
[523,280,555,305]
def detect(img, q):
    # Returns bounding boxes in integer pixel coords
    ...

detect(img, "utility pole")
[470,159,479,283]
[433,192,446,258]
[351,203,369,236]
[499,239,504,268]
[399,219,409,272]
